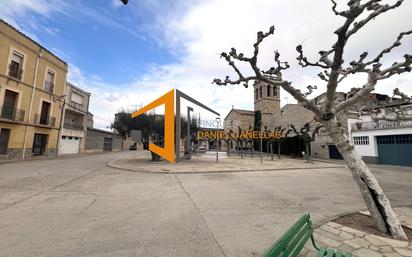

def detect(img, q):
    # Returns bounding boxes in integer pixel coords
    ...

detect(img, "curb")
[107,158,346,174]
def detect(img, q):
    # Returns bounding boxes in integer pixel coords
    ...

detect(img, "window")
[377,135,412,144]
[353,136,369,145]
[9,51,24,80]
[32,134,48,155]
[40,101,51,125]
[0,128,11,154]
[273,86,278,98]
[259,86,262,98]
[71,92,83,105]
[1,90,19,120]
[255,88,258,100]
[44,70,55,93]
[267,85,271,97]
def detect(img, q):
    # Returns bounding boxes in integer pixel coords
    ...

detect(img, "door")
[0,128,11,154]
[32,134,48,155]
[1,90,18,120]
[377,134,412,166]
[40,101,51,125]
[60,136,80,154]
[103,137,112,151]
[328,144,343,159]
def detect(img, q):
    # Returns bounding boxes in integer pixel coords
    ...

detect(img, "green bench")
[261,213,356,257]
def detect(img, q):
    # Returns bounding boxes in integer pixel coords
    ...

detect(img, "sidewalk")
[108,151,345,174]
[302,207,412,257]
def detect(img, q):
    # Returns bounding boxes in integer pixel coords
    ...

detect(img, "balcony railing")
[70,101,85,111]
[8,65,23,80]
[63,122,84,131]
[0,106,25,122]
[34,114,56,127]
[351,120,412,131]
[44,81,54,93]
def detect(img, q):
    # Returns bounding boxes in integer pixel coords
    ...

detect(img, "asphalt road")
[0,152,411,257]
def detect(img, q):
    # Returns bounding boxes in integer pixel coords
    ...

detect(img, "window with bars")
[353,136,369,145]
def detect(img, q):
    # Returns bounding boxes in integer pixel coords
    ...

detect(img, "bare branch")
[296,45,332,69]
[378,54,412,79]
[347,1,404,38]
[212,52,257,87]
[333,75,378,113]
[367,30,412,65]
[393,88,412,101]
[259,77,324,118]
[263,51,290,79]
[330,0,345,16]
[311,125,324,141]
[303,85,318,97]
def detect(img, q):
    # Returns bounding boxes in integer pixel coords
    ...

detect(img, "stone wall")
[85,128,123,152]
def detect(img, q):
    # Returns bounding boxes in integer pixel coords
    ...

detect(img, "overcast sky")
[0,0,411,129]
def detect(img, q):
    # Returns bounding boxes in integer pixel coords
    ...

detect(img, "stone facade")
[223,109,254,132]
[253,80,280,127]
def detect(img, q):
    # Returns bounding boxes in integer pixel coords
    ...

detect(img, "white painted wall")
[352,128,412,157]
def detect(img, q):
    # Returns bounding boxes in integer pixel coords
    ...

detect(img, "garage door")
[60,136,80,154]
[377,134,412,166]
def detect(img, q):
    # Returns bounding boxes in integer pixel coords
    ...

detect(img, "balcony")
[44,81,54,93]
[34,114,56,127]
[8,65,23,80]
[0,106,25,122]
[63,122,84,131]
[351,120,412,132]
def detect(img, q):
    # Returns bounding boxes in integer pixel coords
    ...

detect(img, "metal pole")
[216,118,220,163]
[185,106,193,159]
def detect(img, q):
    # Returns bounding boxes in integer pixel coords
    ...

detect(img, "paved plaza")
[0,151,411,257]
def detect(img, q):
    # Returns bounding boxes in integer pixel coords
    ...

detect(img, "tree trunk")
[271,142,274,160]
[305,142,310,163]
[277,141,281,159]
[325,120,407,240]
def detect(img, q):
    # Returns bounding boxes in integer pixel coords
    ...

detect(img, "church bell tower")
[253,80,280,127]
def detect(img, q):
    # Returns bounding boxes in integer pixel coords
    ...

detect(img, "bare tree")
[214,0,410,239]
[368,88,412,121]
[290,123,323,163]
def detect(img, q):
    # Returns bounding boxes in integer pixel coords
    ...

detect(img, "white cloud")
[71,0,412,129]
[2,0,411,130]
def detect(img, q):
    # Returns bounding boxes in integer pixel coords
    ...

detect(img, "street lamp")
[216,117,221,163]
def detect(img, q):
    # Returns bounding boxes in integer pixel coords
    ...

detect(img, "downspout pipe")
[22,50,41,159]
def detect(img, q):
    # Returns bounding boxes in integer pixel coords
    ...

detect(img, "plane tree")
[213,0,411,239]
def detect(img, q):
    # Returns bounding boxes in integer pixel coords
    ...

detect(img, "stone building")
[0,19,68,160]
[253,80,281,127]
[222,77,401,161]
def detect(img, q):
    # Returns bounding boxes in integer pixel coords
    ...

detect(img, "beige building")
[59,82,91,155]
[0,19,68,160]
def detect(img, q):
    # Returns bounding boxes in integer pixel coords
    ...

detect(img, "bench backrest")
[262,213,314,257]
